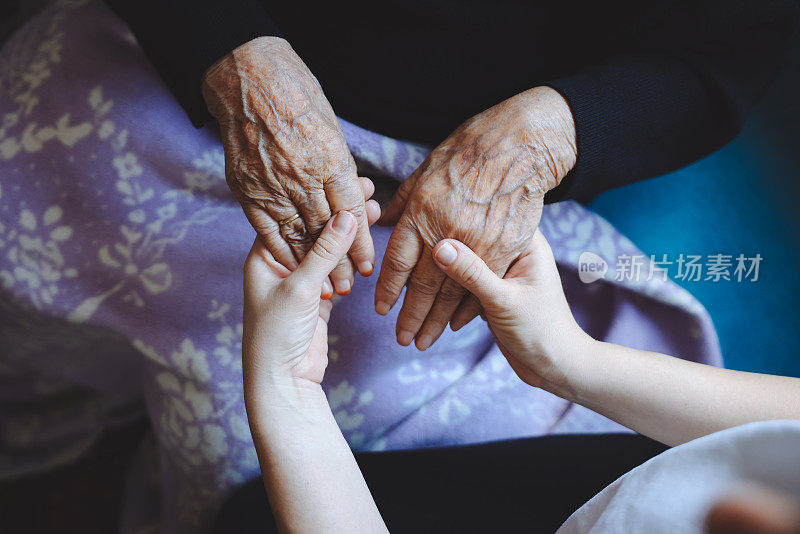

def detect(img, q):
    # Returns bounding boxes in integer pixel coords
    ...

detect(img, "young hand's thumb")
[432,240,504,303]
[293,211,357,287]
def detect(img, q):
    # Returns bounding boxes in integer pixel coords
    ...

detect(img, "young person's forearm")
[246,379,388,534]
[555,336,800,446]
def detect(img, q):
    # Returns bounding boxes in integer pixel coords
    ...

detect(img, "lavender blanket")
[0,1,721,532]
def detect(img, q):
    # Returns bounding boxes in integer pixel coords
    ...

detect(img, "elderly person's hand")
[202,36,374,298]
[375,87,576,350]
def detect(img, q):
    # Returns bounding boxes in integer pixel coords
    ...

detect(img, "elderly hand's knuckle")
[379,276,406,297]
[383,253,416,275]
[284,232,311,248]
[439,284,465,301]
[326,166,357,188]
[409,275,439,295]
[400,298,430,322]
[302,217,326,235]
[249,218,276,238]
[344,202,368,219]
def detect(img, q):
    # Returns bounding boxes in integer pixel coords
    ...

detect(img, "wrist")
[244,372,328,415]
[556,334,610,406]
[201,36,293,118]
[533,326,598,403]
[203,35,290,86]
[516,86,577,192]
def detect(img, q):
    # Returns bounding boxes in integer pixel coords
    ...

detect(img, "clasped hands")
[205,36,577,352]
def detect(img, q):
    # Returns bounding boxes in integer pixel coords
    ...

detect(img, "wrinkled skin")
[203,36,576,350]
[202,37,374,297]
[376,87,577,350]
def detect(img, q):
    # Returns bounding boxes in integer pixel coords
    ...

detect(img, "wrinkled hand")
[203,36,375,298]
[375,87,576,350]
[432,232,585,393]
[243,210,358,393]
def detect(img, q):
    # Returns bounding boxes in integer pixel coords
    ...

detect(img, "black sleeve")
[104,0,281,127]
[544,0,800,203]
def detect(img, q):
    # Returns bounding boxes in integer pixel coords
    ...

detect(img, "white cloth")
[558,420,800,533]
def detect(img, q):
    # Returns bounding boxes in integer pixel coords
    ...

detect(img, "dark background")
[591,35,800,379]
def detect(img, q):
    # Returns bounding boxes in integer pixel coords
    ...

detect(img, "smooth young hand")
[432,231,588,396]
[243,210,359,396]
[434,233,800,446]
[243,208,389,534]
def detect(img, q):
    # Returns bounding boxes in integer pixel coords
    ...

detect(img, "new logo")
[578,252,608,283]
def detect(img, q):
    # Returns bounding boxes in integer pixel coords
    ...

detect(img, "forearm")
[246,378,387,534]
[555,336,800,446]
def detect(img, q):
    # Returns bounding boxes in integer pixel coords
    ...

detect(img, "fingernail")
[416,334,433,351]
[333,211,356,233]
[322,280,333,300]
[358,261,373,276]
[450,320,464,332]
[435,242,457,266]
[375,301,391,315]
[334,279,351,295]
[397,330,414,346]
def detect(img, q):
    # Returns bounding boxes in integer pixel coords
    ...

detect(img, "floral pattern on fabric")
[0,2,721,532]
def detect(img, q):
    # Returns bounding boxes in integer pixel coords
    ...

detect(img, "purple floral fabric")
[0,2,721,532]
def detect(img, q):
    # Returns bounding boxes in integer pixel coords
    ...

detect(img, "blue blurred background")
[591,36,800,377]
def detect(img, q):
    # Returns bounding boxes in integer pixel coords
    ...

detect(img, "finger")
[321,176,375,294]
[415,278,467,350]
[395,250,445,346]
[328,250,356,295]
[318,299,333,322]
[276,212,335,298]
[377,170,418,227]
[255,194,312,266]
[359,176,375,201]
[321,278,334,300]
[243,201,333,298]
[292,211,358,289]
[450,294,482,331]
[242,204,298,271]
[244,237,291,295]
[360,177,381,225]
[280,182,352,296]
[365,199,381,226]
[325,173,375,277]
[375,219,423,315]
[432,239,504,304]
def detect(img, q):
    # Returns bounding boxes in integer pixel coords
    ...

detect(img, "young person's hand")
[243,210,359,397]
[242,207,389,534]
[434,232,800,447]
[432,231,590,397]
